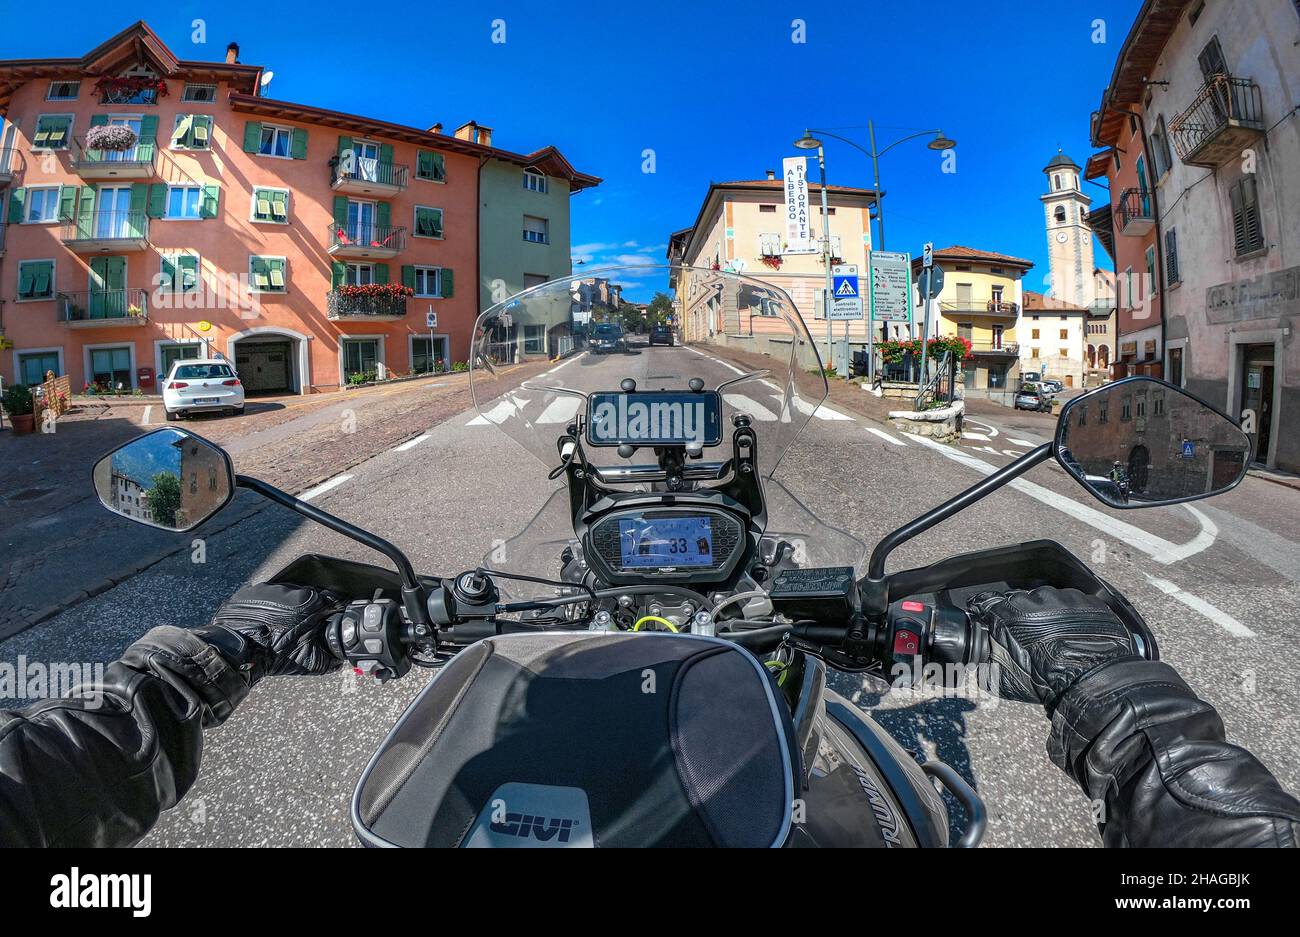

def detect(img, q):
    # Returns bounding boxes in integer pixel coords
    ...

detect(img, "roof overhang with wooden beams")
[1090,0,1191,147]
[228,94,600,192]
[0,20,262,113]
[1084,150,1114,181]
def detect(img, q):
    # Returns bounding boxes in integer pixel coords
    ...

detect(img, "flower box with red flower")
[327,283,412,320]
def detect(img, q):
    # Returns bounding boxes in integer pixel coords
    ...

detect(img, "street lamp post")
[794,134,836,375]
[796,125,955,378]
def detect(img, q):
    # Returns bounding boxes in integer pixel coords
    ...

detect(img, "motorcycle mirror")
[92,427,235,532]
[1053,376,1252,510]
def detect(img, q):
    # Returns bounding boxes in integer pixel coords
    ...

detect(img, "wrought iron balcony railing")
[940,299,1019,315]
[326,290,410,319]
[57,289,149,324]
[1117,187,1154,235]
[61,210,149,246]
[1169,74,1264,168]
[71,135,157,175]
[327,222,407,255]
[332,157,409,190]
[969,341,1019,355]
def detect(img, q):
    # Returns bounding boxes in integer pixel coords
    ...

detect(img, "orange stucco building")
[0,22,596,395]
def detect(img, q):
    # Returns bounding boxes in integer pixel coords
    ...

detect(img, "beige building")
[667,174,879,345]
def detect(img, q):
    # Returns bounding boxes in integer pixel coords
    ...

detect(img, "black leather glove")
[195,582,346,683]
[967,586,1135,711]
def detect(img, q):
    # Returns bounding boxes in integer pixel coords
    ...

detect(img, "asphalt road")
[3,340,1298,847]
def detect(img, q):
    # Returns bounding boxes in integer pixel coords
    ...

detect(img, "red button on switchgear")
[894,630,920,655]
[901,600,925,613]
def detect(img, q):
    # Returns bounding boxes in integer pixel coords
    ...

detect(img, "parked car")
[1013,386,1053,412]
[1039,377,1064,394]
[590,323,627,354]
[162,359,245,420]
[648,325,674,346]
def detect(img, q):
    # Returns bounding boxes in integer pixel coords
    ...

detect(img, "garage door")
[235,341,292,394]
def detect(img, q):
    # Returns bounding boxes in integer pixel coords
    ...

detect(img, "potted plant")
[2,383,35,435]
[85,124,139,152]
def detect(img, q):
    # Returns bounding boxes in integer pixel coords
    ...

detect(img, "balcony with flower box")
[57,289,149,328]
[326,284,412,321]
[327,222,406,259]
[71,130,157,180]
[1169,74,1264,169]
[61,210,149,252]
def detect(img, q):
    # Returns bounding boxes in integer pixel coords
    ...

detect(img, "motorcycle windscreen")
[468,266,830,481]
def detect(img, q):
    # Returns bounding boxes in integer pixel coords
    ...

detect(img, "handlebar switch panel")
[336,597,409,680]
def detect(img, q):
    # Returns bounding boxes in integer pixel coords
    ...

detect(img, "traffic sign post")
[917,243,943,398]
[830,264,863,377]
[868,251,913,381]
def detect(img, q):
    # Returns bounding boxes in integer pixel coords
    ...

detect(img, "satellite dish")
[260,71,274,88]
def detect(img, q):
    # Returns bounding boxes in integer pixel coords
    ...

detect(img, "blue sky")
[2,1,1137,300]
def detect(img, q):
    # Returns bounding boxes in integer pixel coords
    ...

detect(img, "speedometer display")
[619,515,714,568]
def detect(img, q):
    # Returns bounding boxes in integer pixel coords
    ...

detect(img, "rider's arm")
[971,586,1300,847]
[0,583,342,847]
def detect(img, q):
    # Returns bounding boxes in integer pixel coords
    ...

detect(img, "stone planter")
[888,399,965,444]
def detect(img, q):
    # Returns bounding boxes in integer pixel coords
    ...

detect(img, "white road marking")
[683,344,746,375]
[300,474,353,501]
[966,419,998,438]
[536,396,582,424]
[467,398,529,426]
[1008,437,1037,447]
[393,433,430,452]
[866,427,907,446]
[140,406,152,425]
[540,352,585,376]
[724,393,778,421]
[901,431,1217,565]
[1143,575,1255,638]
[962,431,991,441]
[783,395,854,421]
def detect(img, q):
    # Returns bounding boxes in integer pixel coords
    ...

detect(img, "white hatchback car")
[162,359,246,420]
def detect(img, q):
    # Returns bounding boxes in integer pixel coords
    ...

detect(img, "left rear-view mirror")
[92,427,235,532]
[1054,376,1251,509]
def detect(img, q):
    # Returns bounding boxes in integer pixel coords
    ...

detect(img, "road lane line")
[1143,575,1255,638]
[682,344,746,375]
[467,398,528,426]
[536,396,582,424]
[784,395,854,421]
[866,427,907,446]
[393,433,430,452]
[300,474,353,501]
[1008,437,1037,447]
[962,431,991,441]
[724,393,778,421]
[901,431,1215,565]
[140,406,152,425]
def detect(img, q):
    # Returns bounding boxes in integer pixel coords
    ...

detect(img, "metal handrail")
[61,210,149,241]
[915,350,954,411]
[326,290,410,318]
[71,135,157,167]
[1169,74,1263,160]
[57,289,149,322]
[327,222,407,252]
[333,156,409,189]
[1117,187,1153,228]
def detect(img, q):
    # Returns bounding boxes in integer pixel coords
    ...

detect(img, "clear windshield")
[469,265,865,599]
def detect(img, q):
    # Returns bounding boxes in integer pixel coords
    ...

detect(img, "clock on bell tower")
[1040,149,1095,307]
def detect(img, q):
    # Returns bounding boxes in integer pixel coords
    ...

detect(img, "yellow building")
[911,246,1032,392]
[667,174,879,345]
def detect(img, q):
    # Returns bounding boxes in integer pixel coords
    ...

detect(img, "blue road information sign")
[1181,440,1196,459]
[830,264,864,320]
[868,251,913,323]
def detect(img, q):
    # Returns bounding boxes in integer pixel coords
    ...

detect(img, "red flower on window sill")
[333,283,413,299]
[761,255,783,269]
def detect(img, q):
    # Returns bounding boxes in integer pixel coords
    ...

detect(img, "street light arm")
[874,128,947,158]
[805,128,876,159]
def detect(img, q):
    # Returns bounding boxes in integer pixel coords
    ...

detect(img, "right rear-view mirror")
[1054,376,1251,509]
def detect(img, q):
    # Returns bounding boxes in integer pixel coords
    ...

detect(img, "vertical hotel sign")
[783,156,817,253]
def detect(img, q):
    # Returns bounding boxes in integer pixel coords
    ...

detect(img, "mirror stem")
[863,443,1053,585]
[235,475,428,625]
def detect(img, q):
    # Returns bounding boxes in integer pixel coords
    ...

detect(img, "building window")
[1229,177,1264,255]
[181,83,217,103]
[249,256,286,292]
[523,273,548,289]
[17,260,55,300]
[258,124,293,158]
[89,347,133,389]
[1149,116,1173,178]
[1060,329,1069,340]
[1054,174,1061,190]
[523,170,548,193]
[416,150,445,181]
[1124,266,1134,307]
[524,324,546,354]
[1031,348,1040,359]
[1077,405,1087,427]
[345,263,374,286]
[1121,396,1133,421]
[758,204,777,213]
[33,114,73,150]
[412,266,442,297]
[1059,348,1068,358]
[251,187,289,223]
[171,114,212,149]
[523,215,549,244]
[1054,205,1066,223]
[46,81,80,101]
[342,338,379,382]
[1145,246,1157,295]
[161,253,200,293]
[167,185,203,219]
[1165,228,1180,285]
[1031,329,1040,340]
[1153,391,1165,416]
[22,186,63,223]
[413,206,444,239]
[18,350,62,385]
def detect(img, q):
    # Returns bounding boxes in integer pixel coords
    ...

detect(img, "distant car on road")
[590,323,627,354]
[1013,386,1053,412]
[163,359,245,420]
[648,325,674,346]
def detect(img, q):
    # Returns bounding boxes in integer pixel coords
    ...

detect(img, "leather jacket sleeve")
[1049,656,1300,847]
[0,626,251,847]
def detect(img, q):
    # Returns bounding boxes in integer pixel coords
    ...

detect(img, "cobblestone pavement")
[0,362,548,639]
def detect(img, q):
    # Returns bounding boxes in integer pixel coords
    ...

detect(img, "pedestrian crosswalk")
[463,392,854,427]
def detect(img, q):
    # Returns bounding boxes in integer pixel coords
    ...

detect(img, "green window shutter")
[105,255,126,290]
[33,261,52,296]
[401,265,416,289]
[18,264,36,297]
[201,184,220,218]
[129,183,148,215]
[147,183,167,218]
[416,151,432,178]
[7,188,24,223]
[243,121,262,153]
[333,195,348,226]
[138,114,158,160]
[379,143,393,165]
[77,186,96,238]
[58,185,76,221]
[193,115,212,147]
[270,189,288,220]
[268,258,286,290]
[178,254,199,291]
[432,153,445,180]
[376,201,391,229]
[290,127,308,160]
[441,268,454,298]
[375,263,390,285]
[89,114,108,127]
[337,135,353,157]
[172,114,194,148]
[161,255,177,292]
[251,256,269,290]
[331,262,348,290]
[254,189,272,220]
